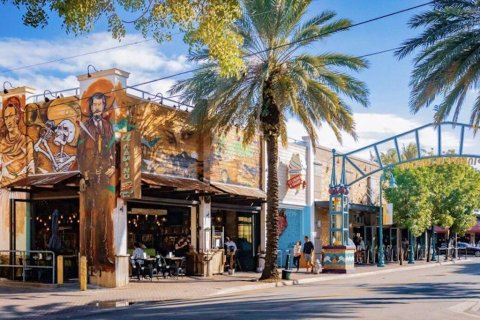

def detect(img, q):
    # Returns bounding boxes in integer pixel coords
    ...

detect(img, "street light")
[378,170,397,267]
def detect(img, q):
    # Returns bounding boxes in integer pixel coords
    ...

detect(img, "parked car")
[457,242,480,257]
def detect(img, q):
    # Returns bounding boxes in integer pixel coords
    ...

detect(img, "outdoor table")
[165,257,185,277]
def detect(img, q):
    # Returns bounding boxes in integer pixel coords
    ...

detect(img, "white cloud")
[0,33,190,100]
[288,112,478,161]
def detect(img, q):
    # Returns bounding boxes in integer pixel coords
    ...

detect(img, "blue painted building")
[277,138,314,266]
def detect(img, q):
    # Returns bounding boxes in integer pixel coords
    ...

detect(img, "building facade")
[0,68,267,287]
[277,138,314,266]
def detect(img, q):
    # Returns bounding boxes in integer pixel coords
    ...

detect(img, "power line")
[88,2,435,98]
[4,2,434,113]
[0,7,280,76]
[15,44,405,125]
[357,47,401,59]
[245,1,434,58]
[0,38,155,74]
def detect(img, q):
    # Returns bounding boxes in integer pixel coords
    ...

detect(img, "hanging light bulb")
[49,216,51,220]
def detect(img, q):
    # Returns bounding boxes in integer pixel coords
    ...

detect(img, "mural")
[207,130,261,188]
[0,94,82,187]
[278,208,303,253]
[0,95,34,186]
[78,78,119,271]
[136,103,200,178]
[26,97,81,173]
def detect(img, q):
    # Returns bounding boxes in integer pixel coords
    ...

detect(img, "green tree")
[171,0,369,280]
[384,167,432,237]
[432,164,480,235]
[385,163,480,262]
[396,0,480,126]
[2,0,243,76]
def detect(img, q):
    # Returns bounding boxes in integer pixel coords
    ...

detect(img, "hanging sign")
[287,153,306,189]
[120,131,141,199]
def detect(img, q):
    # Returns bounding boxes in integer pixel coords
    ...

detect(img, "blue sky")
[0,0,472,155]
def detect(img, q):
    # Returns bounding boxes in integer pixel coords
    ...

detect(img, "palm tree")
[396,0,480,126]
[171,0,369,280]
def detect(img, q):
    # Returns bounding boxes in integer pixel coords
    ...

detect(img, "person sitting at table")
[132,242,146,262]
[131,242,146,279]
[175,237,189,257]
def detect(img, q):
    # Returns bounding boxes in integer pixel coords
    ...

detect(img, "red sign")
[287,153,305,189]
[120,131,141,199]
[287,175,303,189]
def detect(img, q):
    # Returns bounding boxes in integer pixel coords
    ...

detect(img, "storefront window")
[127,205,191,258]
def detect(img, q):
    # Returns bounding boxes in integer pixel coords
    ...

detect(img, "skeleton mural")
[25,98,80,173]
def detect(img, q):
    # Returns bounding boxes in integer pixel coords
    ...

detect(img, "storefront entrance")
[126,201,194,258]
[211,208,260,271]
[7,197,79,282]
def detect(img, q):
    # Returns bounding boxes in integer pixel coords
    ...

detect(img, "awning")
[8,171,80,187]
[434,226,449,234]
[467,222,480,233]
[141,173,218,193]
[210,182,266,199]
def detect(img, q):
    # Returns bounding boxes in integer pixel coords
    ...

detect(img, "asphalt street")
[72,260,480,320]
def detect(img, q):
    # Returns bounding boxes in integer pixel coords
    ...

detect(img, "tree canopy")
[171,0,369,280]
[396,0,480,126]
[2,0,243,76]
[385,163,480,237]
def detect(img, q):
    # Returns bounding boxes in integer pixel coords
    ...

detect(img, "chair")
[154,255,170,279]
[177,257,186,278]
[130,258,145,280]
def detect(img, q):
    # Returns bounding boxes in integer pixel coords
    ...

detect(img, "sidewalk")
[0,258,474,319]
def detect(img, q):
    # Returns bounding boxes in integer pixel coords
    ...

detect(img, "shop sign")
[383,203,393,225]
[120,131,141,199]
[287,153,305,189]
[131,208,167,215]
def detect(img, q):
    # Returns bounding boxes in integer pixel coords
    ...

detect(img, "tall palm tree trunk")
[260,132,280,280]
[260,77,280,281]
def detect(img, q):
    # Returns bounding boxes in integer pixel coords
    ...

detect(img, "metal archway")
[328,121,480,247]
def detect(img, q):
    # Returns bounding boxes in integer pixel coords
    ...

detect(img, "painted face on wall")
[164,128,196,156]
[3,105,19,133]
[91,98,105,121]
[54,119,76,146]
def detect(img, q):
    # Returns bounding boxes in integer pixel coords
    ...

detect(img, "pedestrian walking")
[293,240,302,272]
[303,236,314,273]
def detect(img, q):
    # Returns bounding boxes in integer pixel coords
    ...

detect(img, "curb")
[210,259,474,296]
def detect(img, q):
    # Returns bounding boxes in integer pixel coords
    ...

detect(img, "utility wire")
[0,38,154,74]
[5,1,434,114]
[81,2,435,100]
[0,7,280,75]
[244,1,434,58]
[17,44,406,125]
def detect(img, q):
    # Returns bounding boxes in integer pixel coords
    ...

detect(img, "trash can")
[281,269,292,280]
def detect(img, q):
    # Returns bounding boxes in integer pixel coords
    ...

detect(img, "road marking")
[449,300,480,319]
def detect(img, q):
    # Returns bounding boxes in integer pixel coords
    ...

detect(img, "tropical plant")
[2,0,243,75]
[396,0,480,126]
[171,0,369,280]
[372,142,421,165]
